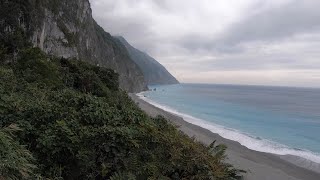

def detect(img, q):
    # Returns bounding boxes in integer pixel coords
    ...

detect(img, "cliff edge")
[0,0,147,92]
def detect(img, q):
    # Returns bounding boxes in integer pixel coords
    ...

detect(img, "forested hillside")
[0,46,242,179]
[116,36,179,85]
[0,0,242,179]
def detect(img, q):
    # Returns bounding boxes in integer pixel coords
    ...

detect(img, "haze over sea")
[139,83,320,163]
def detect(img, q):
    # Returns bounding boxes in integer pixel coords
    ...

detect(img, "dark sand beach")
[130,94,320,180]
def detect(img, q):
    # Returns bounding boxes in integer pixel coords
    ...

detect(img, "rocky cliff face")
[116,36,179,85]
[0,0,147,92]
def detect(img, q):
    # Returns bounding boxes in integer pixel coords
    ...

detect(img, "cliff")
[115,36,179,85]
[0,0,147,92]
[0,1,242,179]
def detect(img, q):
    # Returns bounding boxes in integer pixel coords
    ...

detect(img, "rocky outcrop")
[116,36,179,85]
[0,0,147,92]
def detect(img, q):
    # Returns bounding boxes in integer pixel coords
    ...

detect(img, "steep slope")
[0,0,146,92]
[116,36,179,85]
[0,48,241,179]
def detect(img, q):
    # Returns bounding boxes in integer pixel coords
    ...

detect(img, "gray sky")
[89,0,320,88]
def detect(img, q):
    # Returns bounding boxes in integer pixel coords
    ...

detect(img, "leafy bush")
[0,48,243,179]
[0,124,37,180]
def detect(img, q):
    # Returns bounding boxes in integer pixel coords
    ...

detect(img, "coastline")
[129,93,320,180]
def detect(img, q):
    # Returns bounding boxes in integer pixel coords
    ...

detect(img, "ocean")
[138,83,320,163]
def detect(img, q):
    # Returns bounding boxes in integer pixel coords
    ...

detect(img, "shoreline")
[129,93,320,180]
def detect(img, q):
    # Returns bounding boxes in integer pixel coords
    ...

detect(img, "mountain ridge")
[0,0,147,92]
[115,36,179,85]
[0,0,179,92]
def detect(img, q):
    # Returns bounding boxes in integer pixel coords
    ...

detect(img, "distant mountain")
[115,36,179,85]
[0,0,147,92]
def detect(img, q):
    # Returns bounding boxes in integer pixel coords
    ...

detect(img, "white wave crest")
[137,92,320,164]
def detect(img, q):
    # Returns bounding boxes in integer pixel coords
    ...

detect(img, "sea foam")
[137,92,320,164]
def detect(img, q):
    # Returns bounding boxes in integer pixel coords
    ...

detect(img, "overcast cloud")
[89,0,320,88]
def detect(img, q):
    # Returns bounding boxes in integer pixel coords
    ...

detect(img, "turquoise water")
[139,83,320,163]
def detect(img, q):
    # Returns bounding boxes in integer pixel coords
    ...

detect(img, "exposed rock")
[0,0,147,92]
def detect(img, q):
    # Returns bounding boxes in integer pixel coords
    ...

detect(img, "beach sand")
[130,94,320,180]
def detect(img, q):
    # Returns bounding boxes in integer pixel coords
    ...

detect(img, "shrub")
[0,48,243,179]
[0,124,37,180]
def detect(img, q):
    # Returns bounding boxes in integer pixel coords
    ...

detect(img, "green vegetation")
[0,47,243,179]
[0,1,243,178]
[0,125,36,180]
[57,19,79,47]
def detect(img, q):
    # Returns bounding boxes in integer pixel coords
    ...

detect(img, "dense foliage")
[0,124,36,179]
[0,47,243,179]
